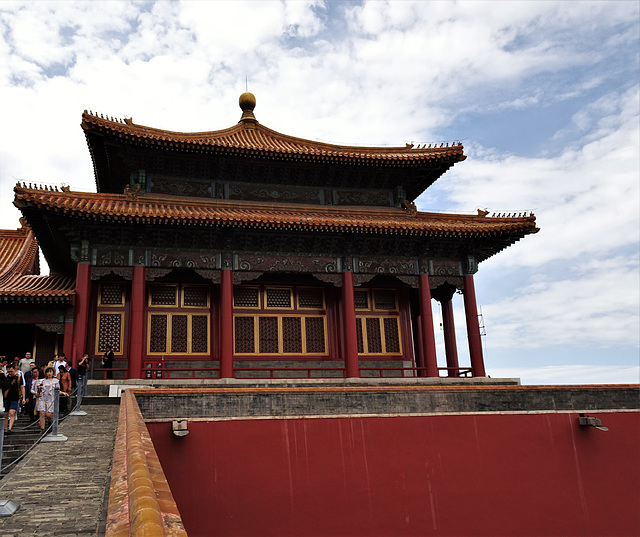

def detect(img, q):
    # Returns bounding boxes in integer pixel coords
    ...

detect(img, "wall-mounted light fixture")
[172,419,189,437]
[578,413,608,431]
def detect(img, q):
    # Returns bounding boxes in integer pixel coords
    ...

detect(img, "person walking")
[3,363,25,433]
[77,353,89,398]
[102,345,114,379]
[27,366,40,422]
[35,366,59,431]
[18,351,34,375]
[57,365,71,413]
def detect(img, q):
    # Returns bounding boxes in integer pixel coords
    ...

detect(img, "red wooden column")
[419,274,438,377]
[463,274,486,377]
[219,268,234,378]
[342,271,360,378]
[127,265,146,379]
[72,263,91,368]
[441,297,459,377]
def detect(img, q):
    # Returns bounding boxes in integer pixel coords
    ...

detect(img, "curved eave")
[0,274,75,304]
[14,186,539,242]
[81,111,466,166]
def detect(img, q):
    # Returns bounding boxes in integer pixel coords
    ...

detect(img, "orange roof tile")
[0,222,75,302]
[0,274,75,303]
[14,184,538,238]
[0,223,39,281]
[81,111,465,164]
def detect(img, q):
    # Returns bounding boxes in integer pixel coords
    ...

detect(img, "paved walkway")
[0,404,119,537]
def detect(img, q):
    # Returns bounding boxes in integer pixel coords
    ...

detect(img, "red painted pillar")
[128,265,146,379]
[441,297,459,377]
[219,268,234,378]
[342,271,360,378]
[463,274,486,377]
[72,263,91,368]
[419,274,438,377]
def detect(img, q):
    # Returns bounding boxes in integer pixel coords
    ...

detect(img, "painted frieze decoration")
[149,175,213,198]
[429,259,464,289]
[228,182,323,205]
[91,267,133,281]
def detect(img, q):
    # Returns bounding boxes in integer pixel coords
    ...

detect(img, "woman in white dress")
[34,366,60,430]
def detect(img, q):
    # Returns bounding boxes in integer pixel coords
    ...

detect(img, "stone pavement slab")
[0,405,119,537]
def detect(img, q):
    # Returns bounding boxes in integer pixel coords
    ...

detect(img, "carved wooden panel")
[227,182,323,204]
[149,176,213,198]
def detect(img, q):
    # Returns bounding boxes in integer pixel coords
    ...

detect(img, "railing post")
[0,405,20,516]
[42,387,67,442]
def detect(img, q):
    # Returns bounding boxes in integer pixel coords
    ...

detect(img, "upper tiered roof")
[82,93,466,199]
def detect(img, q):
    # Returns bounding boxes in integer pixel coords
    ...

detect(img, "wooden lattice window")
[373,289,397,310]
[171,315,188,353]
[355,316,402,355]
[234,314,327,355]
[183,286,209,308]
[150,285,177,306]
[265,288,292,309]
[234,316,255,353]
[99,283,124,306]
[305,316,326,353]
[259,316,279,353]
[149,315,168,353]
[234,287,260,308]
[282,317,302,353]
[148,313,209,355]
[354,290,369,310]
[97,313,123,353]
[191,315,208,353]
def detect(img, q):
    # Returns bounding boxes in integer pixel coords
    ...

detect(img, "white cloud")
[490,365,639,385]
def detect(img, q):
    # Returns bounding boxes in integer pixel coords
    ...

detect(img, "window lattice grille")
[191,315,208,353]
[150,286,177,306]
[98,313,121,353]
[355,318,364,353]
[149,315,167,353]
[259,316,279,353]
[305,317,326,353]
[171,315,188,353]
[234,317,255,353]
[184,286,208,307]
[366,318,383,353]
[282,317,302,353]
[298,288,324,309]
[373,290,397,310]
[234,287,259,308]
[266,288,292,308]
[100,284,124,305]
[354,290,369,309]
[384,318,400,353]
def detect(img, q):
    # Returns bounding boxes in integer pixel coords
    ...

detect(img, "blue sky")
[0,0,638,384]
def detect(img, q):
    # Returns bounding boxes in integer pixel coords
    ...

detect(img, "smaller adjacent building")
[9,93,538,378]
[0,220,74,363]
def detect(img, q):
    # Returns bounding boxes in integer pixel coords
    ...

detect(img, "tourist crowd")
[1,352,89,433]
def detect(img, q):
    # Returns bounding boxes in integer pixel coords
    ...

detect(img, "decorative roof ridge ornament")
[124,183,142,200]
[402,199,417,216]
[239,92,257,126]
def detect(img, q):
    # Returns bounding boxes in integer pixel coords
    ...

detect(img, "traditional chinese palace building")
[7,93,537,378]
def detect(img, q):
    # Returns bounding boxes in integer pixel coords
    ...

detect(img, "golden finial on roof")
[239,92,257,124]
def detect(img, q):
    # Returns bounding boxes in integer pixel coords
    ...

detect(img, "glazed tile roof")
[0,223,75,303]
[81,112,465,164]
[14,183,538,238]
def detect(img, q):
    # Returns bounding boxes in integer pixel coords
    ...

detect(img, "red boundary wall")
[147,411,640,536]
